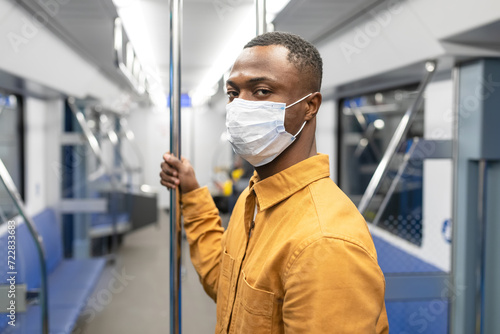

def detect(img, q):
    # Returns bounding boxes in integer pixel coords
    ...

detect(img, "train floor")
[76,209,222,334]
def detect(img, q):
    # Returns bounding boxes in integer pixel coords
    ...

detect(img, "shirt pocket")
[232,272,275,334]
[216,249,235,333]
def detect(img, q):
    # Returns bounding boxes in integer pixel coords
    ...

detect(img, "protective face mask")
[226,93,312,167]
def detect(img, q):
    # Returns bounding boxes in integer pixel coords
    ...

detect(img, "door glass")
[0,93,23,216]
[339,86,451,333]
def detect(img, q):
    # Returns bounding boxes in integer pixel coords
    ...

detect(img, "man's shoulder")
[302,177,377,258]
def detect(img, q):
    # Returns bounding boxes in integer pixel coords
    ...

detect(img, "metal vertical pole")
[476,160,488,334]
[169,0,182,333]
[256,0,267,35]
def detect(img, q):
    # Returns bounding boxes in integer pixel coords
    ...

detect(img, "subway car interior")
[1,0,500,333]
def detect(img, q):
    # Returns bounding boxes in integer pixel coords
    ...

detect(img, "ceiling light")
[113,0,165,106]
[374,119,385,129]
[191,10,255,104]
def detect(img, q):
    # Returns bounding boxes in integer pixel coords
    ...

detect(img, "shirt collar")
[249,154,330,211]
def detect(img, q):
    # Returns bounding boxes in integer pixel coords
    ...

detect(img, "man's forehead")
[235,45,290,65]
[228,45,298,83]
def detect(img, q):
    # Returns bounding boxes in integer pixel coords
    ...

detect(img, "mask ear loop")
[286,93,313,138]
[292,121,307,138]
[285,93,313,109]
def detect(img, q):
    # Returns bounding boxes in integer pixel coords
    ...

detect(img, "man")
[160,32,389,333]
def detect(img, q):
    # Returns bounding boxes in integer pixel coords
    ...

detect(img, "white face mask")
[225,93,312,167]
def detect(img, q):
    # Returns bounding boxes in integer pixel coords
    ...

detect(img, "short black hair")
[244,31,323,91]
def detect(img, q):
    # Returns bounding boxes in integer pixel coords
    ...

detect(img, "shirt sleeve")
[282,237,388,334]
[181,186,225,302]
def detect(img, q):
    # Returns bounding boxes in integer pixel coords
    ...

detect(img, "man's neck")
[255,137,317,180]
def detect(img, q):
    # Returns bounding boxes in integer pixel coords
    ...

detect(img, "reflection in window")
[338,86,424,246]
[0,92,24,220]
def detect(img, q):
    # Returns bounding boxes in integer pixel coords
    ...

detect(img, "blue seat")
[0,209,106,334]
[0,231,12,332]
[373,235,448,332]
[373,235,441,273]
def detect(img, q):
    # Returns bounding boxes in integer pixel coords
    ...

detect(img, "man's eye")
[227,91,239,98]
[255,89,271,96]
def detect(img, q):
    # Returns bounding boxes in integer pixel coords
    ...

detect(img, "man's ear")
[304,92,322,121]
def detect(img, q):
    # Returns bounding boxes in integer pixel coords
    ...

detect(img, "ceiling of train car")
[13,0,388,102]
[273,0,385,43]
[181,0,255,93]
[15,0,255,97]
[15,0,128,92]
[443,19,500,50]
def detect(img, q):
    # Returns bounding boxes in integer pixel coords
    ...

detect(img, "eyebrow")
[248,76,277,83]
[226,76,278,88]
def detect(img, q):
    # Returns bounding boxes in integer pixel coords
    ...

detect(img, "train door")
[338,77,453,333]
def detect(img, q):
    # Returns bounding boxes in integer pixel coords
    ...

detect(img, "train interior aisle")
[77,210,218,334]
[1,0,500,333]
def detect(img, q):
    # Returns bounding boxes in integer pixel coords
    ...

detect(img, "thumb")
[164,153,183,169]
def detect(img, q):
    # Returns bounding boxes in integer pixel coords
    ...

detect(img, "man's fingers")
[163,153,183,169]
[159,171,180,186]
[160,162,177,177]
[160,179,177,189]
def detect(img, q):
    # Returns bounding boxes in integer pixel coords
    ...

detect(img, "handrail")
[372,137,419,226]
[0,159,49,334]
[119,117,146,185]
[358,60,437,215]
[92,108,133,174]
[67,98,122,256]
[256,0,267,35]
[169,0,183,333]
[67,98,120,187]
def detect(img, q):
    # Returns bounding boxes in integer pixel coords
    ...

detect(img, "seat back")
[32,209,63,273]
[17,222,41,290]
[16,208,63,290]
[0,229,12,331]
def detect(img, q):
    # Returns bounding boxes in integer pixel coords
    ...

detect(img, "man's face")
[226,45,308,135]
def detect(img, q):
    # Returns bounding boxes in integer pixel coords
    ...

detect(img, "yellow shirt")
[182,154,389,333]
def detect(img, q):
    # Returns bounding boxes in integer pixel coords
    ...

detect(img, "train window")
[0,92,24,219]
[338,86,424,246]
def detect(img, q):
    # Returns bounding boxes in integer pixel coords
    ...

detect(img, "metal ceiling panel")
[9,0,395,99]
[15,0,129,95]
[273,0,385,43]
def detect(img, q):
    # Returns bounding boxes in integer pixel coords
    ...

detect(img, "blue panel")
[0,232,10,284]
[0,94,12,107]
[167,93,192,108]
[0,318,7,332]
[0,229,17,332]
[33,209,63,274]
[16,223,40,290]
[386,300,448,334]
[373,235,442,273]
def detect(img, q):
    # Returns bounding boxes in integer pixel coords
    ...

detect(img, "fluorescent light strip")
[191,0,292,105]
[113,0,165,106]
[192,11,255,102]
